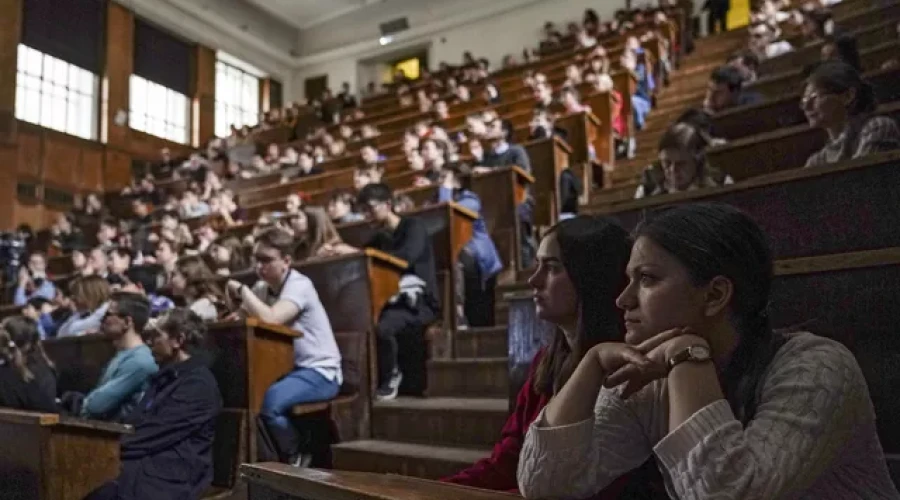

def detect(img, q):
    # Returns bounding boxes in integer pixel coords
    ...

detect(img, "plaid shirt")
[805,115,900,168]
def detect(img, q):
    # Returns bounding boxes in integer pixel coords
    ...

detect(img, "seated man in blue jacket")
[86,307,222,500]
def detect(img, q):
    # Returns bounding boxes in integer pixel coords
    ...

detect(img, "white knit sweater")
[517,332,899,499]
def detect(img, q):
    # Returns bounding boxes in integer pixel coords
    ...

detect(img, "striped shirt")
[805,115,900,168]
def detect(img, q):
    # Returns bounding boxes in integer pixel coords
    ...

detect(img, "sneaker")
[375,370,403,401]
[289,453,313,468]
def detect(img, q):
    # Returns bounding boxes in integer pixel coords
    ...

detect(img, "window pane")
[25,47,42,76]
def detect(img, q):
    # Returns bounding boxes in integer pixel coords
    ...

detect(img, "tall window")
[215,60,260,137]
[129,75,189,144]
[15,45,98,140]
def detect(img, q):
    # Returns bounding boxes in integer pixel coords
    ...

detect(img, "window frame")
[128,74,190,145]
[14,44,99,140]
[215,59,260,138]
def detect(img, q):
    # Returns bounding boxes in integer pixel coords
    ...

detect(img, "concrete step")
[454,326,508,358]
[372,397,508,449]
[427,357,508,398]
[331,439,490,480]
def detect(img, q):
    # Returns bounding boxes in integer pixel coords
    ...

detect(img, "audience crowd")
[1,0,899,498]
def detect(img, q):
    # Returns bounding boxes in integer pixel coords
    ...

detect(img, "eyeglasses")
[103,311,126,322]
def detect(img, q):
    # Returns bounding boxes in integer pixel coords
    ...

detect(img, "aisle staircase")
[330,28,745,481]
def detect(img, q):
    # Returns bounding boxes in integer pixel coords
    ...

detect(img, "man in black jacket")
[86,308,221,500]
[357,183,439,400]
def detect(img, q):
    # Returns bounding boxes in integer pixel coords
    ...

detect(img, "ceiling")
[244,0,395,31]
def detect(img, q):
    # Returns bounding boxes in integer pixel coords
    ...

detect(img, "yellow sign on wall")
[728,0,750,29]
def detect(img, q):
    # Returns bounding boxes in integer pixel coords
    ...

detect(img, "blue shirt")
[81,344,158,422]
[439,187,503,281]
[14,280,57,306]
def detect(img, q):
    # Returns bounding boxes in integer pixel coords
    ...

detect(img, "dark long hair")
[533,216,631,396]
[807,60,877,117]
[0,316,54,383]
[633,203,786,425]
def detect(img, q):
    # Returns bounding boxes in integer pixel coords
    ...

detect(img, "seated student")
[357,183,440,400]
[14,252,56,306]
[635,122,733,199]
[803,61,900,167]
[208,236,249,277]
[226,228,342,465]
[727,50,760,83]
[86,308,222,500]
[295,207,358,260]
[0,316,57,412]
[327,191,364,224]
[479,118,536,267]
[516,203,900,499]
[353,164,384,192]
[704,65,762,114]
[443,216,663,497]
[22,296,61,339]
[65,292,158,422]
[820,33,861,71]
[50,213,85,254]
[123,266,175,317]
[436,163,502,327]
[171,256,230,322]
[56,275,111,337]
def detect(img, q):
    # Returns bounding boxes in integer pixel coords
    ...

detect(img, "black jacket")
[116,355,221,500]
[367,217,439,303]
[0,357,57,413]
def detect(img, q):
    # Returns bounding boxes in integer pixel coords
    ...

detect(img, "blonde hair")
[69,275,111,312]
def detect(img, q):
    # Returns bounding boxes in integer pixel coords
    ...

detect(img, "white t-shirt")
[253,270,343,385]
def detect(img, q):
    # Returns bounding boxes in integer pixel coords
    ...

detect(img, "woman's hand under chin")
[604,328,709,398]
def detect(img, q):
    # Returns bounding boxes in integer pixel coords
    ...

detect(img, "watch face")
[689,345,711,360]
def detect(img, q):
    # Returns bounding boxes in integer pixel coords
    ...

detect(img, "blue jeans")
[260,367,339,459]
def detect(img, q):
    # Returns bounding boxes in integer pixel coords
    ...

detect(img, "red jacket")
[441,349,630,498]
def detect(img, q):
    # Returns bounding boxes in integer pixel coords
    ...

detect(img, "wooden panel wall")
[0,0,22,144]
[0,0,207,230]
[195,45,217,147]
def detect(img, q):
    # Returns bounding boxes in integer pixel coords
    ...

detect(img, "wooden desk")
[593,150,900,260]
[336,203,476,337]
[471,167,533,272]
[0,409,131,500]
[759,18,899,76]
[241,462,519,500]
[706,101,900,182]
[712,65,900,142]
[526,135,572,227]
[238,169,355,207]
[748,40,899,101]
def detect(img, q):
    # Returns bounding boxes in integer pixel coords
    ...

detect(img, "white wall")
[291,0,626,99]
[121,0,298,100]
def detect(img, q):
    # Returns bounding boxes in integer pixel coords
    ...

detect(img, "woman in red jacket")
[442,215,656,497]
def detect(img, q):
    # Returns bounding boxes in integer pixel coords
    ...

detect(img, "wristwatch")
[667,344,712,371]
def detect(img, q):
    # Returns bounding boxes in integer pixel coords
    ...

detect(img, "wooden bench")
[713,65,900,142]
[240,462,520,500]
[0,409,131,500]
[590,151,900,455]
[706,101,900,181]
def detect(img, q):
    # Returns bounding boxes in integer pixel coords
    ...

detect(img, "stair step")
[372,397,508,448]
[455,326,508,358]
[428,357,508,398]
[331,440,490,479]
